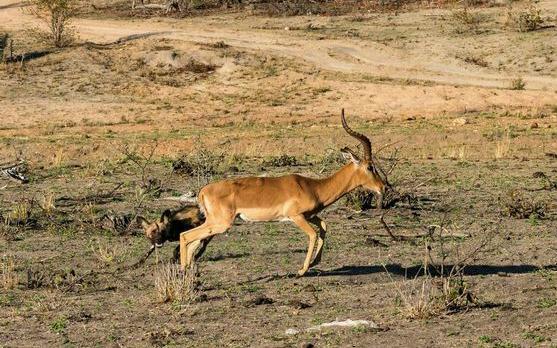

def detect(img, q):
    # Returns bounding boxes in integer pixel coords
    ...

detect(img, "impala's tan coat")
[180,110,386,276]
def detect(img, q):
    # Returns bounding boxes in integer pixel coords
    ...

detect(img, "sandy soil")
[1,1,556,347]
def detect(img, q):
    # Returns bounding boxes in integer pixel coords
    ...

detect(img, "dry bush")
[388,221,496,319]
[451,7,484,33]
[172,146,224,189]
[509,77,526,90]
[506,3,544,32]
[262,154,299,167]
[26,266,90,292]
[1,255,19,290]
[501,190,546,219]
[154,263,198,304]
[27,0,77,47]
[0,33,10,62]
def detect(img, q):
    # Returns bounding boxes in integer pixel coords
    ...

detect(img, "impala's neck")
[314,163,361,207]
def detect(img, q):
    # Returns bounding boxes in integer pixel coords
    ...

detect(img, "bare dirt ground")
[1,0,557,347]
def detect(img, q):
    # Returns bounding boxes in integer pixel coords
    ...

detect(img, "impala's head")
[340,109,386,205]
[137,210,172,247]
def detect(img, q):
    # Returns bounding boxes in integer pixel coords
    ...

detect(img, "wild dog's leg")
[291,215,318,276]
[309,216,327,268]
[173,245,180,262]
[194,236,213,260]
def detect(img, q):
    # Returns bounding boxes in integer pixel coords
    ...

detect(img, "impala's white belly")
[238,210,292,223]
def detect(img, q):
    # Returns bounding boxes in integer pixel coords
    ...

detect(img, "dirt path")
[2,0,556,90]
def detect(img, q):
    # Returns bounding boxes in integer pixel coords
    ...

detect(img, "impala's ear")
[136,216,150,229]
[160,209,172,224]
[340,147,361,164]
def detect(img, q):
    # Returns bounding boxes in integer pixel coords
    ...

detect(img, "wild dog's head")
[137,210,173,247]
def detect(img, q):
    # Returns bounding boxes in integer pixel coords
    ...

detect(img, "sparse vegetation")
[154,263,198,304]
[452,7,484,33]
[49,317,68,334]
[509,77,526,90]
[506,3,544,32]
[27,0,77,47]
[501,190,546,219]
[262,154,299,167]
[1,255,19,290]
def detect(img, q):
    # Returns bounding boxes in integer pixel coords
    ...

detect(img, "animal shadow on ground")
[239,264,557,285]
[305,264,557,278]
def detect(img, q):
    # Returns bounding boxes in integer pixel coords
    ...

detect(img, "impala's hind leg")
[309,216,327,268]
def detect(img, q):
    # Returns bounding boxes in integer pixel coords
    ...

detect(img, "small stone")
[453,117,469,126]
[530,122,539,129]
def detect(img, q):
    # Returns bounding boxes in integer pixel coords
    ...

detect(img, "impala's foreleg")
[291,215,318,276]
[172,236,213,263]
[179,223,231,271]
[309,216,327,268]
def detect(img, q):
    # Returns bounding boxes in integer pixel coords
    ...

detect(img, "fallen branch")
[380,211,399,241]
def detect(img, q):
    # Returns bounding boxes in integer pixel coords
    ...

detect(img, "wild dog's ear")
[136,216,150,229]
[340,147,361,164]
[160,209,172,224]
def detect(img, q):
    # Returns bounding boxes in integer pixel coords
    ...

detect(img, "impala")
[179,109,386,276]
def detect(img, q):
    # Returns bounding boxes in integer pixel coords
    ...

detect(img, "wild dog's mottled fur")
[137,205,211,262]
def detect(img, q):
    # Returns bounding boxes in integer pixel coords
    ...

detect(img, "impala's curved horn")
[341,109,371,161]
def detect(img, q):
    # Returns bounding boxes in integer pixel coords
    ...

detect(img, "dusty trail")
[1,0,555,90]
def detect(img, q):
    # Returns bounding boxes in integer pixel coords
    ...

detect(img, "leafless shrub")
[451,7,484,33]
[501,190,546,219]
[388,220,497,319]
[1,255,19,290]
[154,263,198,304]
[26,266,89,292]
[172,146,224,190]
[506,3,544,32]
[121,141,160,193]
[26,267,48,289]
[26,0,77,48]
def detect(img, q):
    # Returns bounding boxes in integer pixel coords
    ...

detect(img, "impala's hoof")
[297,269,307,277]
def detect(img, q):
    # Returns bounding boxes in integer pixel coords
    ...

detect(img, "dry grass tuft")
[501,190,547,219]
[1,255,19,290]
[509,77,526,90]
[494,131,511,159]
[154,263,198,304]
[89,238,130,265]
[38,191,56,216]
